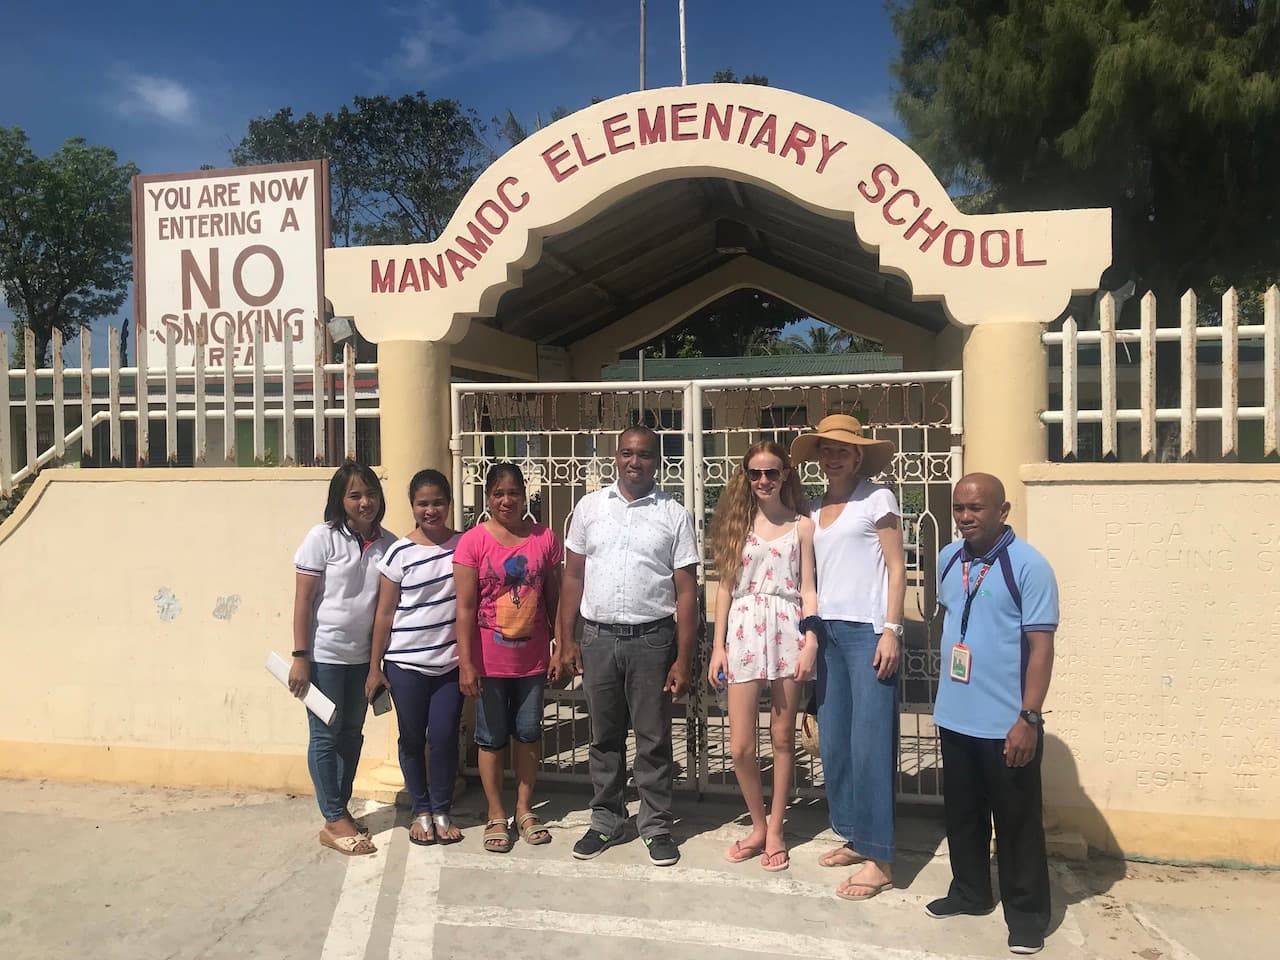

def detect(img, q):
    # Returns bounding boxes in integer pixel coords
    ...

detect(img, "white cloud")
[115,71,196,125]
[385,1,580,81]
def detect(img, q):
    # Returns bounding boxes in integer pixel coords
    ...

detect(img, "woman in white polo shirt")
[289,462,396,856]
[791,415,906,901]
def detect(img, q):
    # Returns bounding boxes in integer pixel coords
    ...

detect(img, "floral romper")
[724,520,805,682]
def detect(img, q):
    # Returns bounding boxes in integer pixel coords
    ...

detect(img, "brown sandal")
[516,812,552,845]
[483,818,512,853]
[319,828,377,856]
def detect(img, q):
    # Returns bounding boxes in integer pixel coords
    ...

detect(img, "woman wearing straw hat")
[790,414,906,901]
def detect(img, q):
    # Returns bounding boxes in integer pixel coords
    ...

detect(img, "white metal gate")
[450,371,962,803]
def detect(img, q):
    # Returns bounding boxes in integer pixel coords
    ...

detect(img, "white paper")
[265,651,337,725]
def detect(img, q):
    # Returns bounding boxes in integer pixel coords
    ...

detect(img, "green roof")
[602,353,903,380]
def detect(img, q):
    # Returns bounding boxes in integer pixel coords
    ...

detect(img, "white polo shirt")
[294,522,397,665]
[565,482,699,625]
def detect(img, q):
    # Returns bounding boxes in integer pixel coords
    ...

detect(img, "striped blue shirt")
[377,533,461,675]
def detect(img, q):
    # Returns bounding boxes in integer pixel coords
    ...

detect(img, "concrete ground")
[1,778,1276,960]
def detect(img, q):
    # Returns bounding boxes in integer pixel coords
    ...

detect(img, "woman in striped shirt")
[368,469,465,845]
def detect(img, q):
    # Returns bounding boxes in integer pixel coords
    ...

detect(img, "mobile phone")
[370,686,393,716]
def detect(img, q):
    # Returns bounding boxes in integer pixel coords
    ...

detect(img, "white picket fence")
[1,321,379,498]
[1041,287,1280,462]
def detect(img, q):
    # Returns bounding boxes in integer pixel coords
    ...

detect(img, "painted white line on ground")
[437,905,993,960]
[1129,907,1203,960]
[389,842,442,960]
[319,826,396,960]
[441,849,848,900]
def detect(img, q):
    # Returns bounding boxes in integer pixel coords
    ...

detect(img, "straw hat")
[789,414,896,477]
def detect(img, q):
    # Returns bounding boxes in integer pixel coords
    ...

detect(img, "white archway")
[325,84,1110,344]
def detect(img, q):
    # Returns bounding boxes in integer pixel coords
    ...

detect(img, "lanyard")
[959,559,994,642]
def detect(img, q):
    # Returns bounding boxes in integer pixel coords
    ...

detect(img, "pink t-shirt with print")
[454,523,562,678]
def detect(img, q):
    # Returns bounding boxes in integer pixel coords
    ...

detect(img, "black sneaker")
[925,896,996,919]
[644,833,680,866]
[1008,932,1044,955]
[572,828,623,860]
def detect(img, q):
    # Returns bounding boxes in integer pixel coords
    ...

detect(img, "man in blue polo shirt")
[927,473,1058,956]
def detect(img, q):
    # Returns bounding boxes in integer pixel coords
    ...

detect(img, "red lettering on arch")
[446,249,476,282]
[980,230,1011,268]
[372,259,395,294]
[704,103,734,141]
[457,221,493,260]
[496,176,529,211]
[943,229,976,266]
[398,259,421,293]
[858,163,899,204]
[419,256,448,290]
[883,189,920,226]
[637,106,668,145]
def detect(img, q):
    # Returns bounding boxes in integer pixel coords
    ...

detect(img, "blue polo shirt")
[933,528,1059,739]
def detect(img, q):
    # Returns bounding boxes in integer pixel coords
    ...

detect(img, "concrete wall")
[0,471,395,792]
[1024,464,1280,865]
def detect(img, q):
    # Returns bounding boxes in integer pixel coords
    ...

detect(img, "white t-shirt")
[564,483,700,624]
[376,534,461,676]
[810,481,900,631]
[294,522,397,665]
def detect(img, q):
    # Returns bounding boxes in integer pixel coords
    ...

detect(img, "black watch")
[1019,709,1043,726]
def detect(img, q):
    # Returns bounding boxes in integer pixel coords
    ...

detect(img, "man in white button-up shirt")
[555,426,700,867]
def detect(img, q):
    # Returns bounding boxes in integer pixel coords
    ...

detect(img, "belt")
[585,616,674,638]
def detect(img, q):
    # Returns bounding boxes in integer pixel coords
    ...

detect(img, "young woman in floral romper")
[708,440,819,872]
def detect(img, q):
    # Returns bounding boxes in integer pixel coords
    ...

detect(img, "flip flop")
[319,828,377,856]
[433,813,463,845]
[835,879,894,901]
[483,818,513,853]
[516,812,552,846]
[761,849,790,873]
[819,844,867,867]
[724,839,766,863]
[409,814,436,846]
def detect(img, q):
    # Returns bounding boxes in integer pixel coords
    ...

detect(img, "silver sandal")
[409,813,436,846]
[432,813,461,844]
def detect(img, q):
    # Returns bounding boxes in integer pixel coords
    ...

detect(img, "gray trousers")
[580,619,676,839]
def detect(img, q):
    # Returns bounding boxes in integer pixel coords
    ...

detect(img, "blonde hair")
[710,440,807,584]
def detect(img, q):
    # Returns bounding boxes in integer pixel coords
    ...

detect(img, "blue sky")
[0,0,906,358]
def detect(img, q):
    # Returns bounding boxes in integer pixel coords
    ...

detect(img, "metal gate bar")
[451,372,961,803]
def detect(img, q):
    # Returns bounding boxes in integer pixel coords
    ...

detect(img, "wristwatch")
[1019,709,1043,726]
[884,622,904,639]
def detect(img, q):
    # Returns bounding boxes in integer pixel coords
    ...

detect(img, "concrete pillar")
[354,338,453,804]
[961,321,1048,535]
[378,339,453,532]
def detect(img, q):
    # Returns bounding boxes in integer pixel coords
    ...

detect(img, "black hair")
[323,461,386,529]
[484,462,526,496]
[619,424,661,455]
[409,468,451,503]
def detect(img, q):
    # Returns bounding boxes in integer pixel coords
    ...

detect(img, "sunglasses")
[746,468,782,482]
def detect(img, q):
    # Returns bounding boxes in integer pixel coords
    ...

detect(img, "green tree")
[712,68,770,86]
[0,128,136,365]
[492,105,571,151]
[634,288,806,358]
[231,93,491,246]
[890,1,1280,307]
[780,325,852,354]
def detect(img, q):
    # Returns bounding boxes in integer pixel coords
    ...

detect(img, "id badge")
[949,643,972,683]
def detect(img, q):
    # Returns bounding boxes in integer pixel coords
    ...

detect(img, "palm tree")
[781,325,853,354]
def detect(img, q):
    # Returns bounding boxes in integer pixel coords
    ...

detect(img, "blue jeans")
[816,620,898,862]
[385,662,464,815]
[474,674,545,750]
[306,661,369,822]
